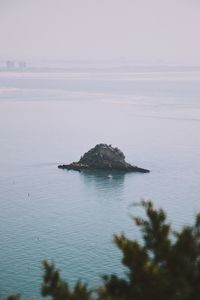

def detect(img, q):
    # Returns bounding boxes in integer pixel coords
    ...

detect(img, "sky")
[0,0,200,64]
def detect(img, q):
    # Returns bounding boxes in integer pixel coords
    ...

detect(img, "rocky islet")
[58,144,150,173]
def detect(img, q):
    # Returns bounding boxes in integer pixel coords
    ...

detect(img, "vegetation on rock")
[58,144,150,173]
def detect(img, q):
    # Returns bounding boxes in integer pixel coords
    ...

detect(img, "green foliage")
[100,201,200,300]
[41,261,91,300]
[6,201,200,300]
[6,295,21,300]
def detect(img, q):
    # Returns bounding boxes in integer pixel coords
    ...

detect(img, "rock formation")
[58,144,150,173]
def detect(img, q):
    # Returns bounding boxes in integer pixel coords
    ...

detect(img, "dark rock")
[58,144,150,173]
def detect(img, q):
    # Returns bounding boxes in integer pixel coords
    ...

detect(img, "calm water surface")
[0,68,200,299]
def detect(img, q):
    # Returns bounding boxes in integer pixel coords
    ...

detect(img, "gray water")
[0,67,200,299]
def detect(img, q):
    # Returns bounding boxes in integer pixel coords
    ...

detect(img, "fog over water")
[1,0,200,299]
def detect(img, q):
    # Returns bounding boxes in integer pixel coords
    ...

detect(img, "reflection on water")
[79,170,125,199]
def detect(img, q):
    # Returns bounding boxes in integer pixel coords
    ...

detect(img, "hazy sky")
[1,0,200,64]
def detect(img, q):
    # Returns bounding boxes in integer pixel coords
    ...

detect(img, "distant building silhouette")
[18,61,26,70]
[6,60,15,70]
[5,60,27,71]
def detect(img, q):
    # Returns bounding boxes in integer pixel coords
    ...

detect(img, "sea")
[0,64,200,299]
